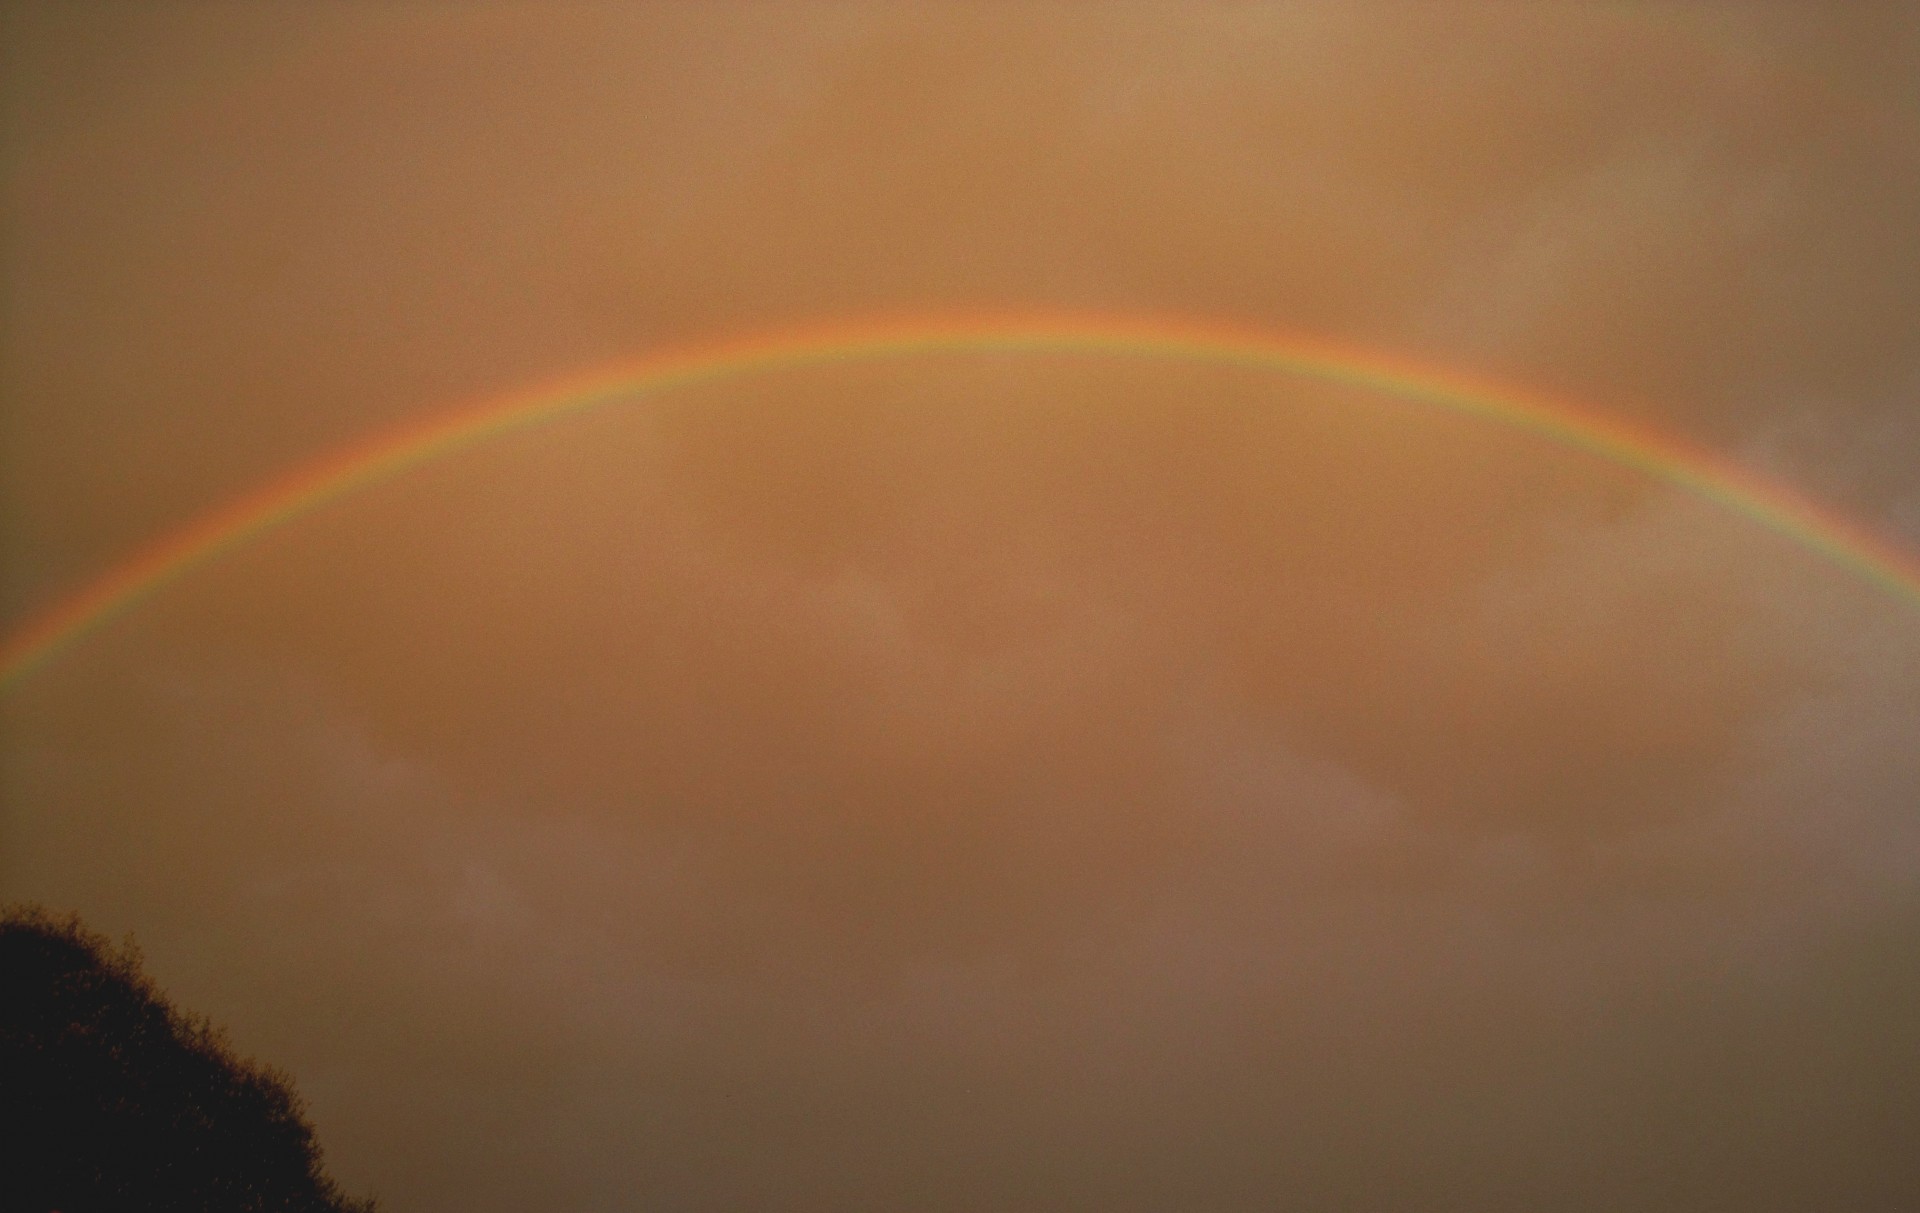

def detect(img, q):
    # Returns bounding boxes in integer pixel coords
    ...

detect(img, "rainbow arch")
[4,310,1918,691]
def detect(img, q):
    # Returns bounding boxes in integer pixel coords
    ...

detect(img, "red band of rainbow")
[4,311,1917,691]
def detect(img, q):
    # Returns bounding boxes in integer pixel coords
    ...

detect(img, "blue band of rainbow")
[4,311,1916,691]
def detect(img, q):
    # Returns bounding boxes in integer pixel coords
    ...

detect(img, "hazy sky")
[4,4,1919,1209]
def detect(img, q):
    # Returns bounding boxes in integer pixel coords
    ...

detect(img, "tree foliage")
[0,904,377,1213]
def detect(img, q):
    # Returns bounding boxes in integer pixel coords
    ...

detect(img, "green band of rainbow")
[4,311,1917,691]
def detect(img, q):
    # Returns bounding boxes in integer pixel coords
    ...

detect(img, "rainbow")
[4,310,1918,691]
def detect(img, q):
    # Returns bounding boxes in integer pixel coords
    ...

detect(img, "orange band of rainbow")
[4,311,1917,691]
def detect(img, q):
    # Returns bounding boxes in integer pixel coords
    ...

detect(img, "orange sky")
[4,4,1920,1209]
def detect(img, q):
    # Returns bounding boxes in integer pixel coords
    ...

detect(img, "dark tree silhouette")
[0,904,377,1213]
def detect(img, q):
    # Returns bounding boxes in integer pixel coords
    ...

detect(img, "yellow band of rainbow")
[4,311,1917,691]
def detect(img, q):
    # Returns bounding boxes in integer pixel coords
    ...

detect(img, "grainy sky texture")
[4,3,1920,1209]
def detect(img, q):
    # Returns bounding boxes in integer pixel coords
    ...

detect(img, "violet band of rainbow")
[5,311,1918,691]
